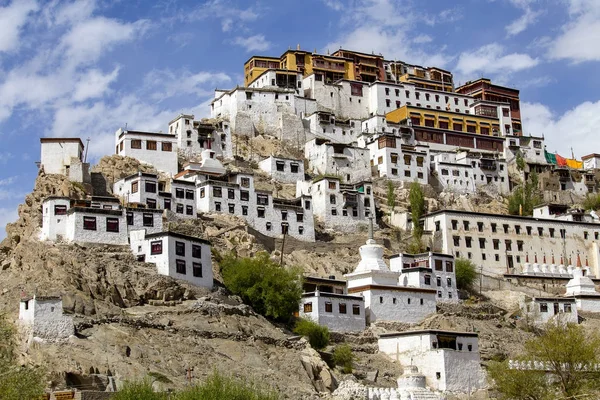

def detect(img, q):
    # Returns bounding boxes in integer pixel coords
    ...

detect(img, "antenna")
[84,137,91,163]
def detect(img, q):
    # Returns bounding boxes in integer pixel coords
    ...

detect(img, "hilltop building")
[19,295,74,343]
[39,138,90,184]
[114,128,179,176]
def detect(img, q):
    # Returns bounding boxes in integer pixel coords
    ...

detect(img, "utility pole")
[479,265,483,295]
[84,137,91,163]
[279,227,287,267]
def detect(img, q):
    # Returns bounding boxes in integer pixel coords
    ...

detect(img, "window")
[257,194,269,206]
[228,204,235,214]
[304,303,313,313]
[325,302,333,312]
[339,303,347,314]
[465,237,472,248]
[164,199,171,210]
[436,276,442,287]
[540,303,548,313]
[479,238,485,249]
[379,296,384,304]
[404,171,411,177]
[213,187,222,197]
[176,260,186,275]
[215,202,221,212]
[147,199,156,209]
[453,236,460,246]
[200,188,206,198]
[331,208,337,216]
[106,217,119,232]
[242,206,248,216]
[150,240,162,255]
[560,229,566,239]
[176,204,183,214]
[451,220,458,230]
[503,224,509,234]
[147,140,157,150]
[185,190,194,200]
[176,241,185,256]
[438,291,442,298]
[442,169,449,176]
[564,303,572,313]
[83,216,96,231]
[266,222,271,230]
[393,298,397,304]
[291,163,299,173]
[192,263,202,277]
[186,205,193,215]
[143,213,153,227]
[491,223,497,233]
[228,189,235,199]
[328,181,337,190]
[504,240,512,251]
[527,226,532,235]
[145,181,157,193]
[54,205,67,215]
[352,304,360,315]
[446,261,453,272]
[538,227,543,236]
[296,212,303,222]
[495,254,500,261]
[162,142,172,152]
[240,177,250,188]
[585,231,589,240]
[276,161,285,171]
[420,298,424,305]
[298,226,304,235]
[257,208,265,218]
[131,139,142,149]
[517,240,523,252]
[463,221,470,230]
[435,259,443,271]
[175,188,184,199]
[515,225,521,234]
[240,191,249,201]
[126,212,133,225]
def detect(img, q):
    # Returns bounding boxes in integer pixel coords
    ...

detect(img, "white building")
[583,153,600,170]
[532,203,596,223]
[367,365,442,399]
[130,230,213,288]
[299,282,366,332]
[297,177,375,232]
[248,69,304,92]
[390,252,459,302]
[168,114,232,159]
[565,269,600,313]
[39,138,90,183]
[378,330,486,393]
[19,295,74,342]
[420,209,600,277]
[431,151,509,194]
[40,196,164,245]
[520,297,578,326]
[345,229,437,324]
[304,111,363,145]
[115,129,179,176]
[210,86,315,143]
[258,156,305,183]
[363,131,430,185]
[304,138,371,183]
[196,172,315,242]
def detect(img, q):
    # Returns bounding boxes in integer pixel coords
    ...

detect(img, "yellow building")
[244,56,281,87]
[386,105,501,136]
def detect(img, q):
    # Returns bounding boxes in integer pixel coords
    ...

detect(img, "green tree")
[508,171,541,216]
[175,371,279,400]
[583,193,600,211]
[386,180,395,210]
[515,151,526,171]
[408,181,426,252]
[293,318,330,350]
[220,252,303,321]
[0,316,46,400]
[455,258,477,291]
[489,322,600,399]
[333,344,355,374]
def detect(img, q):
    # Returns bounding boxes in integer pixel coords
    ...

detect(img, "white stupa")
[566,268,597,296]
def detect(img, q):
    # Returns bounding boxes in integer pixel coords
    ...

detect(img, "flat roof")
[379,329,478,338]
[144,231,211,245]
[40,137,84,148]
[118,130,176,139]
[333,48,384,59]
[423,209,600,228]
[348,284,437,294]
[582,154,600,160]
[304,275,347,285]
[302,292,363,301]
[533,297,576,302]
[389,252,453,260]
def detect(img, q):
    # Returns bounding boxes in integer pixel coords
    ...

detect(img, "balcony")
[313,60,346,72]
[474,106,498,118]
[480,159,497,170]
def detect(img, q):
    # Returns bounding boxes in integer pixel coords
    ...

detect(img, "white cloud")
[0,176,18,186]
[323,0,344,11]
[521,100,600,158]
[0,206,19,240]
[548,0,600,62]
[506,7,542,36]
[72,67,120,102]
[60,17,149,68]
[0,0,39,53]
[322,0,452,68]
[0,153,13,164]
[166,0,259,33]
[455,43,538,80]
[144,69,231,101]
[232,35,271,52]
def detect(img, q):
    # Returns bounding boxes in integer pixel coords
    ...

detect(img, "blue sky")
[1,0,600,239]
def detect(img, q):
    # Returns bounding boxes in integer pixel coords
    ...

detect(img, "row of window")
[212,202,305,223]
[119,140,172,152]
[390,169,425,179]
[303,302,361,315]
[275,161,300,173]
[330,207,370,217]
[446,219,596,239]
[149,240,203,258]
[389,153,425,166]
[82,214,155,231]
[383,87,470,108]
[145,199,193,215]
[454,236,527,251]
[538,302,572,313]
[458,251,521,263]
[175,259,203,277]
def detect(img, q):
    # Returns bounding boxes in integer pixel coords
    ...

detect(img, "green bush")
[294,318,330,350]
[455,258,477,291]
[220,252,303,321]
[111,380,166,400]
[583,193,600,211]
[174,371,279,400]
[333,344,355,374]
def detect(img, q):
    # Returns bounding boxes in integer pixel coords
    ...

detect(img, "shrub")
[583,193,600,211]
[455,258,477,291]
[333,344,355,374]
[220,252,303,321]
[109,380,166,400]
[175,371,279,400]
[294,318,330,350]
